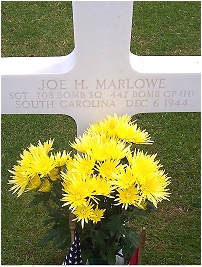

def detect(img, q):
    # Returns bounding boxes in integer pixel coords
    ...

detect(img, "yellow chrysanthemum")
[8,165,30,197]
[90,206,106,223]
[71,133,93,154]
[122,123,152,144]
[62,186,88,210]
[128,150,170,207]
[94,136,128,161]
[61,171,72,193]
[92,176,113,197]
[153,175,170,202]
[53,151,71,167]
[72,133,129,161]
[17,150,38,179]
[26,174,41,190]
[87,114,152,144]
[95,159,121,180]
[8,140,57,196]
[115,185,143,210]
[61,176,94,210]
[87,114,118,137]
[127,150,161,176]
[71,154,95,176]
[19,150,34,168]
[29,139,54,155]
[138,172,170,207]
[112,165,137,189]
[66,157,75,173]
[61,170,70,182]
[49,168,60,181]
[31,154,56,177]
[9,139,56,193]
[73,203,94,228]
[38,178,51,192]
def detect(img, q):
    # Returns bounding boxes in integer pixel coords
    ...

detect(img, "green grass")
[1,1,201,265]
[1,115,76,264]
[1,1,74,56]
[129,112,201,265]
[131,1,201,56]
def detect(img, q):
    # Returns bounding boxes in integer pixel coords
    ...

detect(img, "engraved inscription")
[96,78,165,89]
[7,78,196,111]
[38,79,66,90]
[16,101,54,109]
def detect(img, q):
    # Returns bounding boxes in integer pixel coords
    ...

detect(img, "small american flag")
[129,246,139,265]
[62,231,82,265]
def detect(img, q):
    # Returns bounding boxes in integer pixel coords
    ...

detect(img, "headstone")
[1,1,201,136]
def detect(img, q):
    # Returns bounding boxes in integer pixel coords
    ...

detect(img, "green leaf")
[121,227,139,260]
[146,201,158,212]
[104,213,125,237]
[29,192,50,207]
[38,226,70,249]
[57,240,70,250]
[38,228,58,246]
[123,227,139,248]
[108,214,120,221]
[45,206,69,227]
[52,228,67,246]
[107,250,116,265]
[129,201,158,216]
[121,239,133,259]
[92,230,109,247]
[100,249,107,261]
[81,249,93,264]
[43,217,55,226]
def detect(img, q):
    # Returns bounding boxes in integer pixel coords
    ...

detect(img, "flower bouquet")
[8,114,170,264]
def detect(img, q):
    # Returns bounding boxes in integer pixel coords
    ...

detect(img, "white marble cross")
[1,1,201,136]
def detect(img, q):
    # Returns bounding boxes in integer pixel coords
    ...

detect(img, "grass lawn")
[1,1,201,265]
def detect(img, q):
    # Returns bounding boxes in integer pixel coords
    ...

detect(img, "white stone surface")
[1,1,201,136]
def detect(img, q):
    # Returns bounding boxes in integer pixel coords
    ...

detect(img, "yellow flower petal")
[53,150,71,167]
[73,203,94,228]
[90,206,106,223]
[38,179,51,192]
[115,186,142,210]
[27,174,41,191]
[87,114,153,144]
[128,150,171,207]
